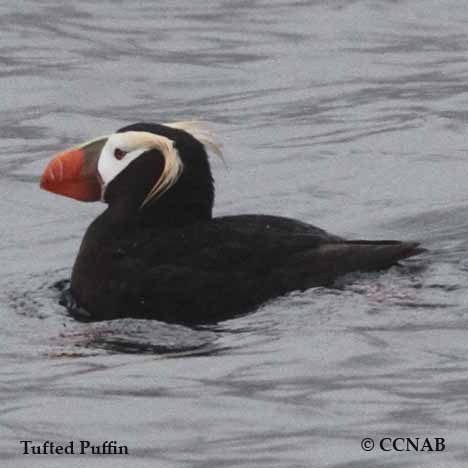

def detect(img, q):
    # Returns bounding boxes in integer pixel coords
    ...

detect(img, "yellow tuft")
[165,120,225,165]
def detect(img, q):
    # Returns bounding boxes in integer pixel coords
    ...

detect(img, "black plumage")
[46,122,424,324]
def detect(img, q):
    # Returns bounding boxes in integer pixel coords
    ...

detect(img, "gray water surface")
[1,1,468,467]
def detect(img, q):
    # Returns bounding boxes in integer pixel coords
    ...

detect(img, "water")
[1,1,468,466]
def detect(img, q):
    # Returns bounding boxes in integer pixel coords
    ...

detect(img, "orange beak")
[40,136,108,202]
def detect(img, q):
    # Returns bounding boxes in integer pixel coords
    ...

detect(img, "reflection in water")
[52,320,225,357]
[5,276,227,358]
[1,0,468,466]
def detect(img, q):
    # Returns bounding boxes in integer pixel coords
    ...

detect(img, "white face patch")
[97,131,183,206]
[98,134,146,190]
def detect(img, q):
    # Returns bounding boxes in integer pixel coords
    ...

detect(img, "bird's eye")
[114,148,127,160]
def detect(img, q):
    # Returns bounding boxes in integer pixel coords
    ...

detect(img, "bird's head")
[40,122,222,225]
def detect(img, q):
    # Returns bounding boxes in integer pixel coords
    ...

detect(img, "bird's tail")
[338,240,426,271]
[288,240,426,284]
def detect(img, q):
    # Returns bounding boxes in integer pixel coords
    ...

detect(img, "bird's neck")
[89,198,213,241]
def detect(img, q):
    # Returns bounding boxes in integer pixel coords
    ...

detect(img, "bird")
[40,121,425,324]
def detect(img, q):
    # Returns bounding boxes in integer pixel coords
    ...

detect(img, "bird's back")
[69,214,423,323]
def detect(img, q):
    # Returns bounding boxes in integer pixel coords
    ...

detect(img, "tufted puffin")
[40,121,425,324]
